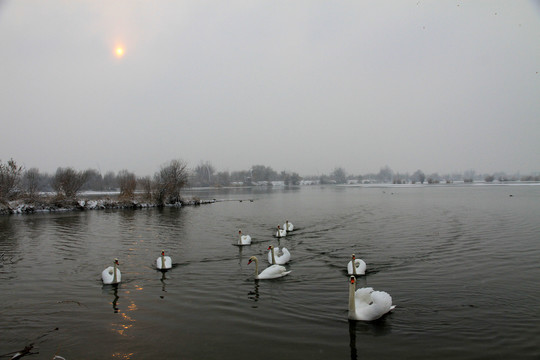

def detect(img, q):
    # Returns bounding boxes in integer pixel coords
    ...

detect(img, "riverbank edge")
[0,197,216,215]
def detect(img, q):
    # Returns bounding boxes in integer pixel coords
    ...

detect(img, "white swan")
[347,254,367,276]
[275,225,287,238]
[267,245,291,265]
[156,250,172,270]
[283,220,294,232]
[248,256,291,279]
[237,229,252,245]
[102,258,121,284]
[348,276,395,321]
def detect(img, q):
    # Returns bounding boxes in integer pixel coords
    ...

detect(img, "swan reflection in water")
[348,314,393,360]
[160,271,167,296]
[102,284,120,313]
[237,246,244,265]
[247,280,260,306]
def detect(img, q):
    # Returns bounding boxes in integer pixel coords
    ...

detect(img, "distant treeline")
[0,158,538,204]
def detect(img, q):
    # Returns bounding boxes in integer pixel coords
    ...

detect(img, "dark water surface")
[1,185,539,359]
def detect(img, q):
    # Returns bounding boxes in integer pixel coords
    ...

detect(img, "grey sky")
[1,1,539,177]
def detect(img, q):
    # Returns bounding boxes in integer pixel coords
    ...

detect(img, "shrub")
[0,159,23,201]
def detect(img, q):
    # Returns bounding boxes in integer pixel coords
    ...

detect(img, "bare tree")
[52,167,88,198]
[153,159,188,205]
[215,171,230,187]
[82,169,103,191]
[0,158,24,201]
[377,166,394,183]
[251,165,277,183]
[331,167,347,184]
[138,176,153,201]
[118,170,136,199]
[23,168,41,199]
[412,169,426,184]
[193,161,215,187]
[103,171,118,191]
[463,169,475,183]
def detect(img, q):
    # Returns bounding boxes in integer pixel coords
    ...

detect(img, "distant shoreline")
[2,181,538,216]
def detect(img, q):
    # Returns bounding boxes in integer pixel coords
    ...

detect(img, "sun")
[115,47,125,58]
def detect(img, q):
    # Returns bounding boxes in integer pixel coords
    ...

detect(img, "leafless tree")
[215,171,230,186]
[193,161,215,187]
[23,168,41,199]
[0,158,24,201]
[118,170,136,199]
[153,159,188,205]
[52,167,88,198]
[82,169,103,191]
[138,176,152,201]
[103,171,118,191]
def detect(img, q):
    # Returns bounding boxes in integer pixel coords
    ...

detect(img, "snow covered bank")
[0,198,216,215]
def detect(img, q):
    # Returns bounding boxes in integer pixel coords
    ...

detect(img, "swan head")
[267,245,274,250]
[351,254,356,260]
[277,225,281,229]
[161,250,165,256]
[247,256,257,265]
[239,229,242,235]
[114,258,119,265]
[350,275,356,285]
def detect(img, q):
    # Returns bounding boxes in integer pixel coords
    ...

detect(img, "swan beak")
[267,246,272,250]
[247,259,253,265]
[350,276,355,284]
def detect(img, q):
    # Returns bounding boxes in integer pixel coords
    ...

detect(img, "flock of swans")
[101,219,395,322]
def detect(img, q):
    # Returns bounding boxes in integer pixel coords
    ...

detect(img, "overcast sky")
[1,1,539,177]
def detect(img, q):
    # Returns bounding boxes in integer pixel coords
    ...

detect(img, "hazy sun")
[115,47,124,57]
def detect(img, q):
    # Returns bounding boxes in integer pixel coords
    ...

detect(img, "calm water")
[1,185,539,359]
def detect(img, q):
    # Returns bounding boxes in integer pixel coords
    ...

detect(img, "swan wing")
[354,287,374,305]
[370,290,393,314]
[347,259,367,275]
[157,256,172,269]
[164,256,172,268]
[353,289,393,321]
[240,235,252,245]
[258,264,291,279]
[276,247,291,264]
[102,266,121,284]
[276,229,287,237]
[283,223,294,231]
[101,266,113,283]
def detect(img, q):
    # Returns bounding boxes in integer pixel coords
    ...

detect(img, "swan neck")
[113,262,118,283]
[253,257,259,277]
[271,247,276,264]
[353,260,357,275]
[348,280,356,317]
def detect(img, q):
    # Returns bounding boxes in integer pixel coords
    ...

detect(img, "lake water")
[1,184,539,359]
